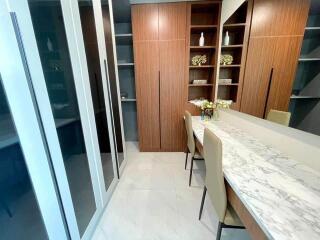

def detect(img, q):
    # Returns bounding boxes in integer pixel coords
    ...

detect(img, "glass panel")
[0,80,48,239]
[27,1,96,236]
[101,0,125,168]
[78,1,114,190]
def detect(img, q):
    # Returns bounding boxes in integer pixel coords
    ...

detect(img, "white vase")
[199,32,204,46]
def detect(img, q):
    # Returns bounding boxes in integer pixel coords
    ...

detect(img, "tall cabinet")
[240,0,310,118]
[132,3,187,151]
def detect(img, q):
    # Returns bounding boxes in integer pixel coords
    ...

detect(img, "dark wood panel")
[133,41,160,151]
[240,38,276,117]
[159,2,187,40]
[266,36,303,114]
[250,0,310,37]
[131,4,159,41]
[160,40,187,151]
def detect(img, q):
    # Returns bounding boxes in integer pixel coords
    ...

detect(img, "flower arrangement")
[220,54,233,65]
[201,99,232,120]
[192,55,207,66]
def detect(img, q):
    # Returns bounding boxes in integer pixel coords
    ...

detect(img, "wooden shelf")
[305,27,320,30]
[121,98,136,102]
[218,83,239,86]
[221,44,243,48]
[190,46,215,50]
[189,84,213,87]
[219,64,241,68]
[299,58,320,62]
[118,62,134,66]
[290,95,320,99]
[189,65,215,69]
[115,33,132,37]
[224,23,246,28]
[190,25,217,30]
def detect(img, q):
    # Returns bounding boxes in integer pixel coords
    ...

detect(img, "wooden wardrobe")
[240,0,310,118]
[132,3,187,151]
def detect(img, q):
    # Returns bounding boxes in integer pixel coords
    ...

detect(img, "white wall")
[221,0,246,23]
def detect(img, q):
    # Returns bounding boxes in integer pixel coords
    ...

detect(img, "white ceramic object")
[199,32,204,46]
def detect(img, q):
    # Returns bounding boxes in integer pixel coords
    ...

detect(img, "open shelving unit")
[289,0,320,136]
[112,1,138,141]
[217,0,252,110]
[186,1,221,111]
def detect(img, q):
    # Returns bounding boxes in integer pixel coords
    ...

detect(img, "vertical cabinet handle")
[263,68,274,118]
[104,59,120,179]
[158,70,161,149]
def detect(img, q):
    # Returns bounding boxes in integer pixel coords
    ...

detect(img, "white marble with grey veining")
[192,116,320,240]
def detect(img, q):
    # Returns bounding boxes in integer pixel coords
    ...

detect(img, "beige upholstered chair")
[184,111,203,186]
[266,109,291,126]
[199,128,244,240]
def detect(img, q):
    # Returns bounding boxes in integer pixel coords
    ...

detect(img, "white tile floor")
[91,142,250,240]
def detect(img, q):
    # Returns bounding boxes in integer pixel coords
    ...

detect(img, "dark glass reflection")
[27,1,96,236]
[78,1,114,189]
[0,80,48,239]
[101,0,125,168]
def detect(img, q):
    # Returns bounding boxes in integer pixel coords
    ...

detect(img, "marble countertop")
[192,116,320,240]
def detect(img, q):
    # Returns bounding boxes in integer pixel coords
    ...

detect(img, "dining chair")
[266,109,291,126]
[199,128,245,240]
[184,111,203,186]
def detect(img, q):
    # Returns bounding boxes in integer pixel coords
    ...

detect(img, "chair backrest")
[184,111,195,155]
[266,109,291,126]
[203,128,227,222]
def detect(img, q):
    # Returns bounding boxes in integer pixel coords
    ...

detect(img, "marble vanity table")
[192,110,320,240]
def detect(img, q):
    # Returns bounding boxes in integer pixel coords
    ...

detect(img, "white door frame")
[93,0,128,176]
[0,1,68,239]
[6,0,114,239]
[68,0,119,208]
[107,0,128,175]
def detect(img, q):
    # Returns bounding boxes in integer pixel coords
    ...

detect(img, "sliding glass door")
[0,2,67,239]
[2,0,125,238]
[6,0,119,238]
[76,0,117,197]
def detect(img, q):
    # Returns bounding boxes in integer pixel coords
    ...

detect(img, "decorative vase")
[212,108,219,121]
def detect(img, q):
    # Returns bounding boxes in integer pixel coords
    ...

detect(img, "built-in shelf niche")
[218,85,238,102]
[189,68,214,84]
[191,3,219,25]
[217,0,250,110]
[221,47,243,65]
[289,0,320,136]
[190,49,216,66]
[219,67,240,84]
[190,27,217,46]
[114,18,138,141]
[187,1,221,103]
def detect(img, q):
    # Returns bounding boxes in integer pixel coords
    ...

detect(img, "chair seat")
[223,205,243,227]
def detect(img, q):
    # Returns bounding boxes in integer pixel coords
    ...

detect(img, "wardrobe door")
[266,37,303,114]
[240,38,276,117]
[132,4,160,151]
[134,41,160,151]
[250,0,310,37]
[132,4,158,41]
[159,3,187,151]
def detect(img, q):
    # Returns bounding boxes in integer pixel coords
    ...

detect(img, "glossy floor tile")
[92,142,250,240]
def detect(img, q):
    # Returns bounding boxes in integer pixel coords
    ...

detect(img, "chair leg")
[189,156,194,186]
[199,186,207,220]
[184,152,188,170]
[216,222,223,240]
